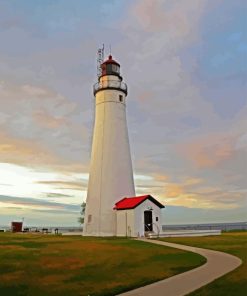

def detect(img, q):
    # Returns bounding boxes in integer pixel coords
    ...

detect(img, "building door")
[144,211,153,231]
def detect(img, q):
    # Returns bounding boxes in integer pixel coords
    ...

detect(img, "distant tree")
[78,202,86,225]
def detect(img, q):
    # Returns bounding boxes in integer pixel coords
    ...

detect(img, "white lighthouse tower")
[83,53,135,236]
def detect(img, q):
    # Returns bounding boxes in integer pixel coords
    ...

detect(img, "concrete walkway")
[118,238,242,296]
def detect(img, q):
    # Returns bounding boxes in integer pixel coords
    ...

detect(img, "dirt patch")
[37,274,68,285]
[0,245,27,251]
[40,257,86,270]
[0,271,25,283]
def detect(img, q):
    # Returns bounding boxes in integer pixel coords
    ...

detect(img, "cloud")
[0,81,77,129]
[0,195,79,212]
[163,205,246,224]
[178,133,235,168]
[0,81,90,171]
[131,0,207,40]
[134,172,246,210]
[46,193,73,198]
[21,84,52,97]
[33,110,68,129]
[161,183,246,210]
[0,130,59,166]
[38,180,87,190]
[164,183,185,198]
[0,0,246,226]
[121,0,247,213]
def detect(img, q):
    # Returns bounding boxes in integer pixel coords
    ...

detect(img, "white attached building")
[114,195,165,237]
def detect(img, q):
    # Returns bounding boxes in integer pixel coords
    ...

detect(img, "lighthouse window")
[88,215,92,223]
[112,64,120,73]
[156,217,159,222]
[119,95,123,102]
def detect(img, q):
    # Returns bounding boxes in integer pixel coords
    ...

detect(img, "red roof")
[102,55,120,66]
[114,195,164,210]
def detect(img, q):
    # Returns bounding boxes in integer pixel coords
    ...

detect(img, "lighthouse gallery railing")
[93,80,128,95]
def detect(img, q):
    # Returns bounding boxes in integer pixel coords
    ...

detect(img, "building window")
[156,217,159,222]
[88,215,92,223]
[119,95,123,102]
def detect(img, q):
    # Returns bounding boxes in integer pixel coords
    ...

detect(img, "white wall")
[134,200,162,237]
[84,73,135,236]
[116,209,135,237]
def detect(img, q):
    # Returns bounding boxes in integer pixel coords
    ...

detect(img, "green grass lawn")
[0,233,205,296]
[160,232,247,296]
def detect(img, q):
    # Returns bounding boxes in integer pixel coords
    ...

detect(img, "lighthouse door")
[144,211,153,231]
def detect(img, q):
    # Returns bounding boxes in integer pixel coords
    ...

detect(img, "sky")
[0,0,246,227]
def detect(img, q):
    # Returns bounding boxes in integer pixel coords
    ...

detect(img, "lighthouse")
[83,53,135,236]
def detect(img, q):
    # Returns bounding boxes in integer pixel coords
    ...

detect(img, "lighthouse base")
[82,232,115,237]
[83,210,117,237]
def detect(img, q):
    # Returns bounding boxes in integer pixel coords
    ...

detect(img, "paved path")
[118,238,242,296]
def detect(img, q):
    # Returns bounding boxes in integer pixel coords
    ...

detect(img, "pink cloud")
[131,0,207,41]
[33,110,68,129]
[178,133,235,168]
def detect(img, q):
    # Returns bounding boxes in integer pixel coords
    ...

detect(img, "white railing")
[144,223,160,238]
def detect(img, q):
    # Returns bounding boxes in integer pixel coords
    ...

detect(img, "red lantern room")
[93,53,127,96]
[100,55,122,79]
